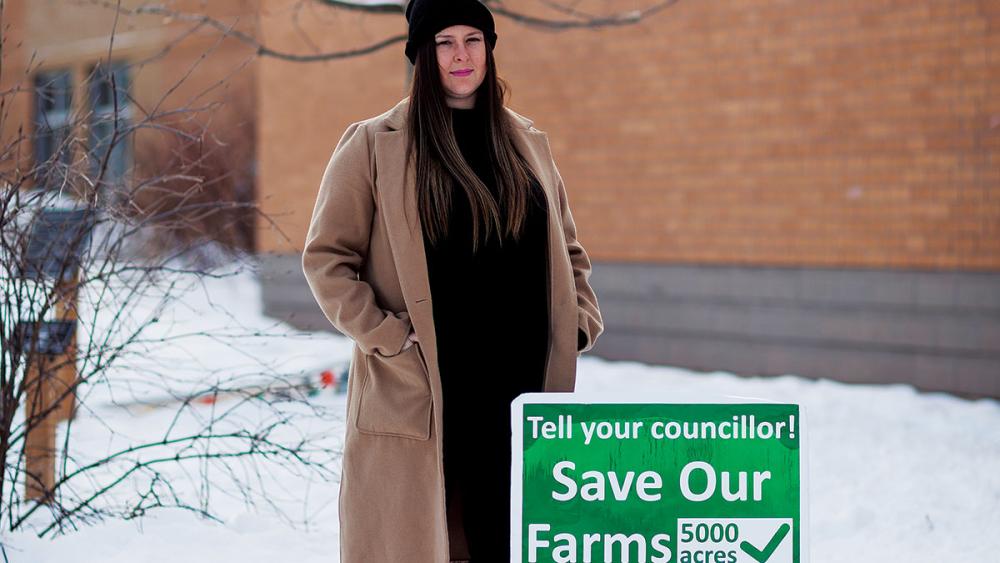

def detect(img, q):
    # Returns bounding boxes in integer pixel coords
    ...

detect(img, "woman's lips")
[451,69,473,77]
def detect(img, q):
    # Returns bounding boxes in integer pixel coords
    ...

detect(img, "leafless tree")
[0,7,339,538]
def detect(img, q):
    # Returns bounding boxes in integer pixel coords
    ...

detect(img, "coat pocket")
[356,343,432,440]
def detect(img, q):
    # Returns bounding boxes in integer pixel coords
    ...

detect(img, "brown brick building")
[2,0,257,237]
[256,1,1000,397]
[10,1,1000,396]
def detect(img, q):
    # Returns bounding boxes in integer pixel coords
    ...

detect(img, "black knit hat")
[404,0,498,65]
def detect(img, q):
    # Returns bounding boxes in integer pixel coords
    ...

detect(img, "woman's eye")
[436,38,479,46]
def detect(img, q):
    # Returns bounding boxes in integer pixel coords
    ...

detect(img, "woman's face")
[434,24,487,109]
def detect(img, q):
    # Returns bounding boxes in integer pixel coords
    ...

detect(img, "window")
[31,60,132,196]
[87,60,131,189]
[32,69,74,189]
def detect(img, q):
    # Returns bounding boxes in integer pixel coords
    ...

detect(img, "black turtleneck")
[421,101,550,560]
[421,102,550,397]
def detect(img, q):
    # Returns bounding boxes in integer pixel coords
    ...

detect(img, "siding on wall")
[586,261,1000,398]
[259,253,1000,398]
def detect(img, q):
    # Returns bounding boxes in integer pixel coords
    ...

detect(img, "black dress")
[421,101,549,561]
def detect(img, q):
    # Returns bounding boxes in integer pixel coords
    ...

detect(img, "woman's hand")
[402,329,419,350]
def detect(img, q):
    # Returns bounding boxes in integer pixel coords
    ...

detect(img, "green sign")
[510,393,808,563]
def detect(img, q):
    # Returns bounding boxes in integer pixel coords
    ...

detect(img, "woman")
[302,0,602,561]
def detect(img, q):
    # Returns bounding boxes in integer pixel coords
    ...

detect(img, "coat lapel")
[372,128,436,348]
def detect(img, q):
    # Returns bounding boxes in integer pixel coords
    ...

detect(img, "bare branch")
[83,0,678,63]
[313,0,405,14]
[488,0,679,29]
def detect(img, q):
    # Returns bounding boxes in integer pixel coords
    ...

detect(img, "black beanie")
[404,0,498,65]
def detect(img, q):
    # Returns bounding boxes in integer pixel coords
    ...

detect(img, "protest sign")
[510,393,808,563]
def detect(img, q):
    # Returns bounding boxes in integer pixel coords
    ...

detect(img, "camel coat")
[301,96,603,562]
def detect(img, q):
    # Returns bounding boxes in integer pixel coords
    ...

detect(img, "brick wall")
[257,0,999,270]
[256,0,411,254]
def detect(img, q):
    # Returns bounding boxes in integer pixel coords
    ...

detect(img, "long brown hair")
[406,38,541,253]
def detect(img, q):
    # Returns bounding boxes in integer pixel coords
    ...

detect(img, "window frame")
[30,58,133,200]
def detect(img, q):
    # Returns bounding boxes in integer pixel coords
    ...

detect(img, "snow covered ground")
[2,267,998,562]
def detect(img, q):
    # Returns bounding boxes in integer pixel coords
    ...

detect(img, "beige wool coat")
[301,96,603,562]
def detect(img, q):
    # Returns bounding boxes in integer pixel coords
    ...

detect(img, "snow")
[2,267,998,562]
